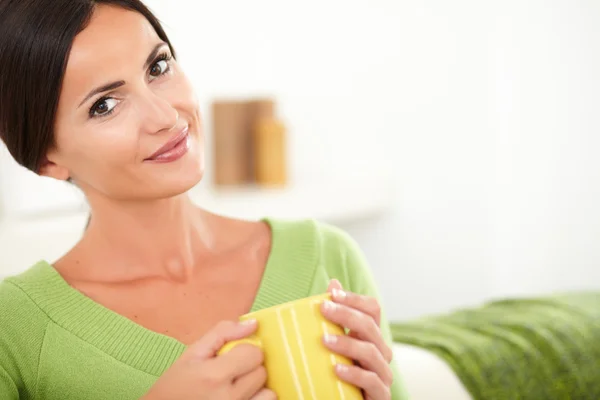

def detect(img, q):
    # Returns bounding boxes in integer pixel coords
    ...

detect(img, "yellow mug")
[219,293,363,400]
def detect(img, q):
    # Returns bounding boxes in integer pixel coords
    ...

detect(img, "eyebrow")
[78,42,169,108]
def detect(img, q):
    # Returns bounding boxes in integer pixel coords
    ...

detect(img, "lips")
[145,126,189,161]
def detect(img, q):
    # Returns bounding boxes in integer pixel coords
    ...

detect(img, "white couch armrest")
[393,343,472,400]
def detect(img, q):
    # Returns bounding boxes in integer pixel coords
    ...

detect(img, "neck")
[81,193,215,281]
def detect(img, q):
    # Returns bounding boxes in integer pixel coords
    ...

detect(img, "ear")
[38,150,70,181]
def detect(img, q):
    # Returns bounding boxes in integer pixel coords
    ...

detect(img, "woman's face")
[45,5,204,202]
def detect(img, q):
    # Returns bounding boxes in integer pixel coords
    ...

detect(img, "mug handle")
[217,336,263,356]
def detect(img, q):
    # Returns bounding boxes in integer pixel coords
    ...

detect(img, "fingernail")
[323,300,337,312]
[336,364,349,374]
[240,318,257,326]
[323,333,338,344]
[332,288,346,300]
[331,278,343,288]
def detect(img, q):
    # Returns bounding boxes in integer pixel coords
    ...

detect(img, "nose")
[138,91,179,134]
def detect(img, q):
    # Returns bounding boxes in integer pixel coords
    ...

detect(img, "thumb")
[327,278,343,293]
[185,319,258,360]
[250,388,278,400]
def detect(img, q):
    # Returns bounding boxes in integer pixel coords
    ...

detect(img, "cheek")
[64,124,141,178]
[99,129,140,162]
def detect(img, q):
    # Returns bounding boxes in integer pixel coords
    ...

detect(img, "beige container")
[212,98,279,186]
[212,101,253,186]
[253,117,287,187]
[248,99,275,121]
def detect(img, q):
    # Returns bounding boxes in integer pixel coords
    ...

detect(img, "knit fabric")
[390,292,600,400]
[0,218,408,399]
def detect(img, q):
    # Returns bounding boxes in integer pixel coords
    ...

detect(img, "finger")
[214,343,264,379]
[323,334,393,387]
[250,388,278,400]
[186,319,258,360]
[328,291,393,362]
[330,288,381,326]
[233,365,267,399]
[335,364,391,400]
[321,301,393,363]
[327,279,343,293]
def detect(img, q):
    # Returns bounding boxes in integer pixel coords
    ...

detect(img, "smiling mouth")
[144,127,190,163]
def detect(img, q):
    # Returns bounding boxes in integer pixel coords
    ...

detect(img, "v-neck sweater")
[0,218,408,399]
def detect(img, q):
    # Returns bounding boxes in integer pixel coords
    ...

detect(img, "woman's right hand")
[141,320,276,400]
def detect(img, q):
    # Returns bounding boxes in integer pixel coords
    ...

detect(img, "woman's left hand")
[320,279,394,400]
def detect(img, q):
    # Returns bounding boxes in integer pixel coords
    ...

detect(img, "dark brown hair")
[0,0,176,173]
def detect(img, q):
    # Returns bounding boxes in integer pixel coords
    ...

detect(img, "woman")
[0,0,407,399]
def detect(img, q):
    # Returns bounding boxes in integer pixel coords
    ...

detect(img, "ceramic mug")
[218,293,363,399]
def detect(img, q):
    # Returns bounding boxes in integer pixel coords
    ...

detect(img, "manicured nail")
[331,279,343,288]
[240,318,257,326]
[323,333,338,344]
[336,364,349,374]
[323,300,337,312]
[332,288,346,300]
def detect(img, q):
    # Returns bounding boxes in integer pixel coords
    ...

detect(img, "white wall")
[2,1,600,321]
[490,1,600,297]
[345,0,600,320]
[344,0,494,320]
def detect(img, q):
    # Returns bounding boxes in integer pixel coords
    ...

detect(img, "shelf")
[191,180,393,223]
[2,179,393,224]
[0,179,393,278]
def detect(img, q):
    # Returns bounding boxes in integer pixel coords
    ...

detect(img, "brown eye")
[95,101,109,114]
[150,60,168,77]
[89,98,118,118]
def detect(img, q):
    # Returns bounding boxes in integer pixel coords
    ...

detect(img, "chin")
[151,137,205,193]
[85,151,205,202]
[160,159,204,198]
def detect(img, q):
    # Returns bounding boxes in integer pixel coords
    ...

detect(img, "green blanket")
[390,292,600,400]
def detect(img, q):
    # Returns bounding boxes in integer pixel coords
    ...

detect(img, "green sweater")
[0,218,408,400]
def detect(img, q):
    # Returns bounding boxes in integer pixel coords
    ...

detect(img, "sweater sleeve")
[319,223,410,400]
[0,280,49,399]
[0,364,19,399]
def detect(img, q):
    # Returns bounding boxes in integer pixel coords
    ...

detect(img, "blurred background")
[1,0,600,322]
